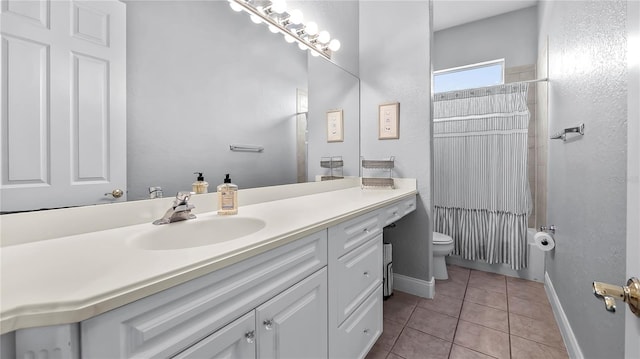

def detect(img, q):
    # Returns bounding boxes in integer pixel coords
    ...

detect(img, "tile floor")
[366,265,569,359]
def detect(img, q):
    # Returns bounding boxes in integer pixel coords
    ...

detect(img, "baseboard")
[393,273,434,299]
[545,272,584,359]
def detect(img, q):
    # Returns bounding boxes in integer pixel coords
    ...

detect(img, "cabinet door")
[256,268,327,359]
[173,311,256,359]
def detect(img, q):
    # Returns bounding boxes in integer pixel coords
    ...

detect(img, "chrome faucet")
[153,191,196,225]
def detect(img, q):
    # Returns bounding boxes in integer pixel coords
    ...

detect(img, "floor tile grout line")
[456,318,510,335]
[506,275,512,359]
[451,343,502,359]
[462,296,508,313]
[508,331,569,351]
[388,325,407,359]
[388,302,419,358]
[466,271,511,358]
[448,275,469,357]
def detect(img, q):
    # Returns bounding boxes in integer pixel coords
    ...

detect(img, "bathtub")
[444,228,545,283]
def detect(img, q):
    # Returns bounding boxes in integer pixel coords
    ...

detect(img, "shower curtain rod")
[520,77,549,84]
[434,78,549,101]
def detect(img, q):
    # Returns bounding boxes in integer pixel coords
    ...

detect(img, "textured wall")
[359,1,432,282]
[307,56,360,180]
[539,1,627,357]
[127,1,307,200]
[433,6,538,71]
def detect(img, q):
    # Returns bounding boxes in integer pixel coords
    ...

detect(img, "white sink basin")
[129,216,266,250]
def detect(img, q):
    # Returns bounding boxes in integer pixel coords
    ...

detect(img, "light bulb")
[229,1,243,12]
[289,9,303,24]
[284,34,295,43]
[297,42,307,50]
[271,0,287,14]
[305,22,318,36]
[250,14,262,24]
[317,30,330,44]
[268,25,279,33]
[310,51,319,57]
[328,39,341,51]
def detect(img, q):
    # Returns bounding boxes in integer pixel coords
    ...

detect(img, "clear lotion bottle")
[192,172,209,194]
[217,174,238,215]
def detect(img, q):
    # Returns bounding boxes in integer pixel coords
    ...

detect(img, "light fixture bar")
[229,0,332,59]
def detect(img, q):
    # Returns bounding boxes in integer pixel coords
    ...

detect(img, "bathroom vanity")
[0,178,417,358]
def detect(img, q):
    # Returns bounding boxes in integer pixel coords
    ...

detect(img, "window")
[434,59,505,93]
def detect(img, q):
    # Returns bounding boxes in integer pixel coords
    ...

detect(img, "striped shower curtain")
[433,83,531,270]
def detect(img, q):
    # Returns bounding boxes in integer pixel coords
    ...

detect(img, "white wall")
[126,1,307,200]
[539,1,627,357]
[433,6,538,71]
[359,1,432,284]
[307,56,360,180]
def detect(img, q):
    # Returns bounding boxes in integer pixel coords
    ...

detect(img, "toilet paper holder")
[539,224,556,234]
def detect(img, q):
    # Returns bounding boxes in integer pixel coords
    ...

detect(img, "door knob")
[105,189,124,198]
[592,277,640,317]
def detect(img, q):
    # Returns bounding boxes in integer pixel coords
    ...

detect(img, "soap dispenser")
[192,172,209,194]
[217,174,238,215]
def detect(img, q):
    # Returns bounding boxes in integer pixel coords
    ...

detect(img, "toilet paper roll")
[533,232,555,251]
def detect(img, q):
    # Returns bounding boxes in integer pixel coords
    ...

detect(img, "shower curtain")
[433,82,531,270]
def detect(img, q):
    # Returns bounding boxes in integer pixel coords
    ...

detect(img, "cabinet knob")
[263,319,274,330]
[363,328,370,335]
[363,271,370,278]
[245,331,255,344]
[363,228,370,233]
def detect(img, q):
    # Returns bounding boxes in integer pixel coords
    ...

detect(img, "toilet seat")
[433,232,454,244]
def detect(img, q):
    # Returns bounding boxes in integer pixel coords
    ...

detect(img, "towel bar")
[551,123,584,141]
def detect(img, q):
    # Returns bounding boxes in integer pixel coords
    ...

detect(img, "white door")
[256,268,328,359]
[626,0,640,356]
[0,0,126,212]
[173,311,257,359]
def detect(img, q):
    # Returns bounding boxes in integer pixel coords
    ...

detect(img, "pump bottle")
[192,172,209,194]
[217,174,238,215]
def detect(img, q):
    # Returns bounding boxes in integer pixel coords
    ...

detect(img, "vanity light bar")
[229,0,336,60]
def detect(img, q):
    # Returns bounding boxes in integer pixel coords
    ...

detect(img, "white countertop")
[0,181,416,334]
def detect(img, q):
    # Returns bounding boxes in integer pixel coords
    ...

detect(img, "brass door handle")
[105,189,124,198]
[592,277,640,317]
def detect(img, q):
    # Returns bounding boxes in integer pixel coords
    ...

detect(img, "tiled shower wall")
[505,64,545,229]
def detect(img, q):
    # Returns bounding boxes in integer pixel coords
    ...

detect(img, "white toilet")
[433,232,455,280]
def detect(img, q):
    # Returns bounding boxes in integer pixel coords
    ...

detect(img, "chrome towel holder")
[229,144,264,152]
[551,123,584,141]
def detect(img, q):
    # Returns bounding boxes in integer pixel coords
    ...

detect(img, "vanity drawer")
[382,196,417,226]
[335,234,383,325]
[332,286,383,359]
[329,210,382,258]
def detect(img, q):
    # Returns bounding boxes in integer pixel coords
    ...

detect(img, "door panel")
[626,0,640,355]
[0,0,126,212]
[1,35,49,185]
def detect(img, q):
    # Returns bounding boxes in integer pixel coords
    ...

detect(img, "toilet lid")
[433,232,454,244]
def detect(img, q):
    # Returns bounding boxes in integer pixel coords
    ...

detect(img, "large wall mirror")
[0,0,360,212]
